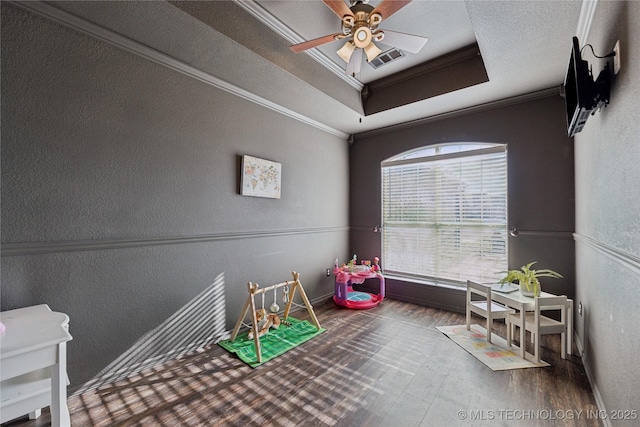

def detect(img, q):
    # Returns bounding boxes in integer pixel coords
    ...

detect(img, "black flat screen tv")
[564,36,595,137]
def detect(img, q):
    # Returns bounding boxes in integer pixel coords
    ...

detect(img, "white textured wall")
[574,1,640,421]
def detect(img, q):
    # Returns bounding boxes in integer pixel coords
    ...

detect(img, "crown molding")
[9,1,349,140]
[362,43,488,116]
[576,0,598,44]
[355,87,560,140]
[233,0,364,91]
[365,44,483,92]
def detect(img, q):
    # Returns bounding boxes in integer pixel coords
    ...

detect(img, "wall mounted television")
[563,36,611,137]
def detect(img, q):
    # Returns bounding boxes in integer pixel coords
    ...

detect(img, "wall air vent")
[368,48,406,69]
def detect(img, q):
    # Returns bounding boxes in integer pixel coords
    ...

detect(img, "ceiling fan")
[290,0,428,75]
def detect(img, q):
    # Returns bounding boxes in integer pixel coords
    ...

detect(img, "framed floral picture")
[241,155,282,199]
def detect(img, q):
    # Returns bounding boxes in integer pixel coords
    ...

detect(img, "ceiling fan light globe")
[364,42,382,62]
[342,15,355,27]
[369,13,382,28]
[337,41,356,63]
[353,27,372,48]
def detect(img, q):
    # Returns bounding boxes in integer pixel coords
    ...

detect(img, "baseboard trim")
[571,233,637,427]
[385,292,461,314]
[574,333,612,427]
[1,226,349,256]
[71,290,334,395]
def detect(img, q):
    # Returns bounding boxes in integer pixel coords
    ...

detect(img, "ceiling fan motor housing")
[342,2,382,49]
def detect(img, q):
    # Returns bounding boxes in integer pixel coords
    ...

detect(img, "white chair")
[508,295,568,362]
[466,280,512,343]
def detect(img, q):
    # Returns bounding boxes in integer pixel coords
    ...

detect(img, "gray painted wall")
[350,94,575,312]
[574,1,640,421]
[1,3,349,388]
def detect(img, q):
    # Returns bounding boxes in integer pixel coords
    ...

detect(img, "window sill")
[383,273,465,291]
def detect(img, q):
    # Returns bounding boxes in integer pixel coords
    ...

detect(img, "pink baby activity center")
[333,255,385,309]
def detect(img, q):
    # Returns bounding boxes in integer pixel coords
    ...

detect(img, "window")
[381,143,507,286]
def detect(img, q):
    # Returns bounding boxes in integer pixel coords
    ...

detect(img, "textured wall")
[1,3,348,388]
[574,1,640,420]
[53,0,362,132]
[350,94,575,311]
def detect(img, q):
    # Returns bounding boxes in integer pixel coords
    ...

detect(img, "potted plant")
[499,261,563,297]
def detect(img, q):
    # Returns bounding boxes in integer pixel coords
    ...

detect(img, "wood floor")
[4,298,601,426]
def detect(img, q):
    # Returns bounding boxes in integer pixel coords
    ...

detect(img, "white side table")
[1,304,73,426]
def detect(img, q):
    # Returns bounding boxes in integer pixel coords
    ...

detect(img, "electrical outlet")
[578,302,583,316]
[326,268,331,277]
[613,40,621,74]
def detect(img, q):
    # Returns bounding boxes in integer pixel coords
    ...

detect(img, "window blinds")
[381,146,507,286]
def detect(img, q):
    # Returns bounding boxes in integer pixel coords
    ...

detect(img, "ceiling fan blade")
[346,47,362,75]
[323,0,354,19]
[290,33,343,53]
[378,29,428,54]
[370,0,412,20]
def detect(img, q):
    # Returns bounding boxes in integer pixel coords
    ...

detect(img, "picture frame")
[241,155,282,199]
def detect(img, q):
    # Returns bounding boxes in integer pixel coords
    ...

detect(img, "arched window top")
[386,142,505,163]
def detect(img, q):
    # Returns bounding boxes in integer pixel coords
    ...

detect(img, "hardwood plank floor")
[3,298,601,426]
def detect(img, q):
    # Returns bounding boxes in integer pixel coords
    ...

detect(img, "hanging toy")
[249,292,271,338]
[270,287,280,312]
[280,285,292,326]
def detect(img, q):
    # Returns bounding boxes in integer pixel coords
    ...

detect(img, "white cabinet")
[1,304,72,426]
